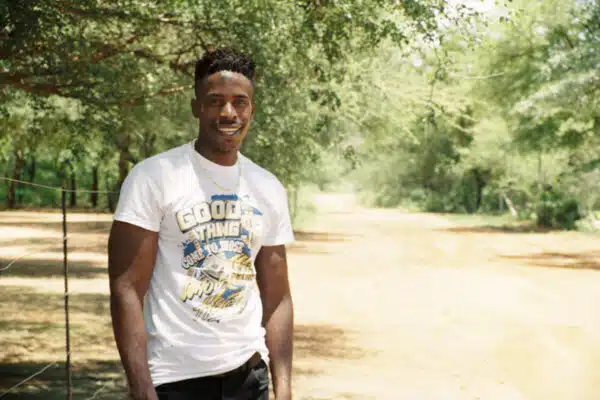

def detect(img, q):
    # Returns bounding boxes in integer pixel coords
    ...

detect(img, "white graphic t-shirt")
[113,140,294,386]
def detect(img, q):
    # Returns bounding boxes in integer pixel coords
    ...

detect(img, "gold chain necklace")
[197,157,243,193]
[193,140,243,192]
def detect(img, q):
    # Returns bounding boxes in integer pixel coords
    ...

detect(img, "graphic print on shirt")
[175,194,263,323]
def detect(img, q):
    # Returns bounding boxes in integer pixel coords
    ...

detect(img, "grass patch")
[442,213,521,228]
[439,212,553,233]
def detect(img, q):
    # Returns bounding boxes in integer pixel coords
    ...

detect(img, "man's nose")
[219,102,236,119]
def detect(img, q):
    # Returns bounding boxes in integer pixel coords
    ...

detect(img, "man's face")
[191,71,255,154]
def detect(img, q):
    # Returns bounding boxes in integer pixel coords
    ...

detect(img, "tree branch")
[119,84,193,105]
[0,71,49,84]
[7,82,64,97]
[91,35,140,63]
[133,49,195,76]
[0,35,139,89]
[4,78,192,106]
[55,2,183,25]
[448,72,506,80]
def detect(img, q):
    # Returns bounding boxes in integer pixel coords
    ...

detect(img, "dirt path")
[1,194,600,399]
[289,194,600,399]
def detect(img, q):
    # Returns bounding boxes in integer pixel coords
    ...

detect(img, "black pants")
[155,359,269,400]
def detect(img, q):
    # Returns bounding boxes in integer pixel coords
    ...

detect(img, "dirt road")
[288,194,600,400]
[1,193,600,399]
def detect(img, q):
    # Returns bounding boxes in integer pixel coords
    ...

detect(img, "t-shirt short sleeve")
[262,184,295,246]
[113,163,162,232]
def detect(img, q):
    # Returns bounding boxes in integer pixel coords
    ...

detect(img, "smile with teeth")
[217,124,242,136]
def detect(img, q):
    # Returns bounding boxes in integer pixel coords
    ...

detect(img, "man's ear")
[191,98,200,118]
[251,102,256,119]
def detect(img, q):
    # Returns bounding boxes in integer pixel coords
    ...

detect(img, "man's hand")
[255,244,294,399]
[109,221,159,400]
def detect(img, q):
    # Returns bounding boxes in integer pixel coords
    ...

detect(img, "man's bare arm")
[108,221,158,400]
[255,245,293,400]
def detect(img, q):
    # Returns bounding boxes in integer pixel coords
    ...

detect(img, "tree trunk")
[17,167,24,205]
[108,191,115,212]
[118,142,133,189]
[142,132,156,159]
[473,170,484,212]
[28,156,36,182]
[110,133,132,213]
[17,156,37,206]
[108,144,132,213]
[119,150,128,188]
[7,152,25,209]
[69,173,77,208]
[538,150,543,193]
[90,166,99,208]
[501,191,518,217]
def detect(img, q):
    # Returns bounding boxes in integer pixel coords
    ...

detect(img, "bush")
[535,186,581,229]
[423,184,465,213]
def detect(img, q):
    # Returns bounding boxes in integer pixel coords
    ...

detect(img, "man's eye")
[233,99,248,107]
[208,98,223,106]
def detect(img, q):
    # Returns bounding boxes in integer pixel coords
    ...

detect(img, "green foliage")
[4,0,597,234]
[349,0,600,231]
[478,0,600,154]
[535,185,581,230]
[1,0,461,209]
[346,35,484,213]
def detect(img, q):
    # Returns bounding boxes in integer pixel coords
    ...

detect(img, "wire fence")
[0,177,124,400]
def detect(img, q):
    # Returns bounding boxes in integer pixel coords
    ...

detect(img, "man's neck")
[194,140,237,166]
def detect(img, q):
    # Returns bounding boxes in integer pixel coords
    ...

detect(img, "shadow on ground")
[0,324,365,397]
[292,231,361,242]
[0,257,107,279]
[499,250,600,271]
[0,220,113,234]
[286,243,334,255]
[294,324,367,361]
[439,224,553,234]
[0,236,109,251]
[0,360,126,400]
[0,286,110,316]
[288,230,361,255]
[0,217,110,279]
[0,286,366,395]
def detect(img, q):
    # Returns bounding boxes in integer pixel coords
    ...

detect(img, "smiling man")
[108,48,295,400]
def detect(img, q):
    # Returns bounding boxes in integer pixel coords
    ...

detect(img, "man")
[108,48,294,400]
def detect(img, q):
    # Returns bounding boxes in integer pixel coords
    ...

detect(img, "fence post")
[61,189,72,400]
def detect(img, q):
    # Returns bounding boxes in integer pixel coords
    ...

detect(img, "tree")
[2,0,469,210]
[478,0,599,152]
[473,0,600,223]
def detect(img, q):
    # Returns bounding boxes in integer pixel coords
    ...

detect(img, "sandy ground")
[1,193,600,399]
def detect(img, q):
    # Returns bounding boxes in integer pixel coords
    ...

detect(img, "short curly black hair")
[194,47,255,94]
